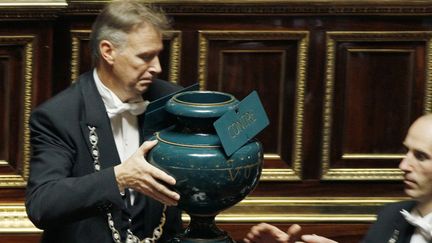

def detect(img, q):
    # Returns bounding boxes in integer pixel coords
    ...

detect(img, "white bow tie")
[106,100,150,118]
[401,209,432,240]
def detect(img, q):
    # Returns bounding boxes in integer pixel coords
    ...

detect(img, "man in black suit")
[244,114,432,243]
[25,1,182,242]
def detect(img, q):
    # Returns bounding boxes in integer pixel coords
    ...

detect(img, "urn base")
[167,215,236,243]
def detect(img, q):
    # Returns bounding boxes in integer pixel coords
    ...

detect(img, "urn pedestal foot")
[168,215,235,243]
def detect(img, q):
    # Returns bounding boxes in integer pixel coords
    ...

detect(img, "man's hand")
[114,140,180,206]
[243,223,302,243]
[300,234,338,243]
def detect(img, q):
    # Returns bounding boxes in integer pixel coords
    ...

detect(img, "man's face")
[110,24,163,101]
[400,115,432,203]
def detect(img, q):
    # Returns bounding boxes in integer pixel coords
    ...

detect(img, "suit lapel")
[78,76,182,166]
[78,72,121,169]
[390,202,416,243]
[395,218,415,243]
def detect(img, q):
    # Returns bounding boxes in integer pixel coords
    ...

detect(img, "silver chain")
[88,126,167,243]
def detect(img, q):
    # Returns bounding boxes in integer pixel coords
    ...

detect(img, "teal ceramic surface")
[148,91,263,243]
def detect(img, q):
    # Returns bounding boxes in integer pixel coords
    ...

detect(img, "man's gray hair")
[89,0,171,66]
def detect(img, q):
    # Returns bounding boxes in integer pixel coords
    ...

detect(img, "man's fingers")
[152,176,180,201]
[150,189,179,206]
[139,140,158,155]
[137,176,180,206]
[150,163,176,186]
[286,224,302,239]
[146,167,179,199]
[137,183,179,206]
[139,141,177,186]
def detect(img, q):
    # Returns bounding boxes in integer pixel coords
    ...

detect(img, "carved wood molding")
[0,204,41,233]
[183,196,408,223]
[198,30,309,181]
[0,196,407,233]
[0,35,34,188]
[321,31,432,181]
[1,1,432,18]
[0,1,67,19]
[64,1,432,16]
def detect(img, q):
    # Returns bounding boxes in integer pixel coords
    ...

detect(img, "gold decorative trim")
[0,1,67,19]
[261,154,302,181]
[70,30,87,82]
[23,36,33,182]
[0,197,405,233]
[166,30,181,83]
[348,49,415,53]
[172,91,235,106]
[64,1,432,15]
[66,0,432,2]
[0,35,34,187]
[198,31,208,90]
[261,169,300,181]
[426,36,432,113]
[0,204,41,233]
[198,30,308,181]
[342,154,405,159]
[0,1,67,7]
[322,31,432,180]
[293,32,308,180]
[0,175,27,187]
[155,132,221,148]
[322,169,403,180]
[182,196,408,223]
[70,30,181,83]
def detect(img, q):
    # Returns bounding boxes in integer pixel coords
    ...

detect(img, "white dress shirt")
[93,69,149,206]
[410,210,432,243]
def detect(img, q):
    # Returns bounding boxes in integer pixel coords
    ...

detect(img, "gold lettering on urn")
[227,111,257,138]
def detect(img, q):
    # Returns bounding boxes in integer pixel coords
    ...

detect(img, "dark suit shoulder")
[32,72,92,115]
[362,200,416,243]
[34,84,78,114]
[29,72,94,144]
[377,200,416,218]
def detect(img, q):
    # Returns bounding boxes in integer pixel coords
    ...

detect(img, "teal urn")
[148,91,263,243]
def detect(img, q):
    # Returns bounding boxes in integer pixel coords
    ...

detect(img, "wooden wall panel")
[199,31,309,181]
[0,36,35,187]
[0,21,53,242]
[322,31,432,180]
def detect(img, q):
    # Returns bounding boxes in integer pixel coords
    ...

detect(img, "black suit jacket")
[25,71,183,243]
[362,200,416,243]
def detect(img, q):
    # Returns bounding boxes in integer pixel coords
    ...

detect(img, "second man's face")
[399,116,432,204]
[110,24,163,102]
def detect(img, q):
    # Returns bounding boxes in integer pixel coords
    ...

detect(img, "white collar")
[93,69,149,118]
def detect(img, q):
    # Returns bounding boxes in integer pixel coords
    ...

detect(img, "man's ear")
[99,40,116,65]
